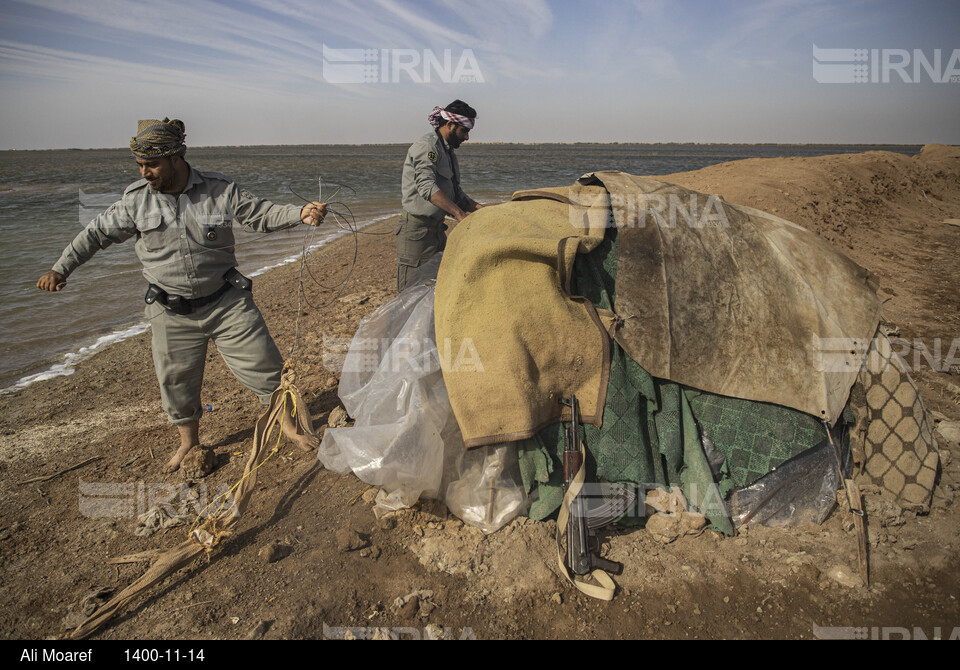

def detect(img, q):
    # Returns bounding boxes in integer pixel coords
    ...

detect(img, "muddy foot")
[180,446,216,479]
[162,441,198,473]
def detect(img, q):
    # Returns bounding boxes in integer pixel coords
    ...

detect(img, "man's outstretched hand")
[37,270,66,292]
[300,201,328,226]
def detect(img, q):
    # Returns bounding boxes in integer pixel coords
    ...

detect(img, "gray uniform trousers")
[146,285,283,424]
[396,210,447,292]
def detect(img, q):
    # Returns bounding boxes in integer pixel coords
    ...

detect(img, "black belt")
[145,268,251,315]
[402,209,445,226]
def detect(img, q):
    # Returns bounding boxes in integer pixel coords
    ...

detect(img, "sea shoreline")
[0,141,928,153]
[0,213,398,395]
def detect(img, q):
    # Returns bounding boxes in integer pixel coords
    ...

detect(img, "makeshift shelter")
[318,172,940,535]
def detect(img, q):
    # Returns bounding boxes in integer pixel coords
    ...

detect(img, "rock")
[245,620,271,640]
[646,513,682,544]
[646,511,705,544]
[335,528,367,552]
[393,590,434,620]
[644,487,687,515]
[941,449,952,468]
[359,546,382,560]
[824,564,864,588]
[681,512,707,534]
[258,542,292,564]
[418,599,437,618]
[361,487,379,504]
[61,610,88,630]
[398,596,420,620]
[328,406,349,428]
[424,624,445,640]
[935,420,960,450]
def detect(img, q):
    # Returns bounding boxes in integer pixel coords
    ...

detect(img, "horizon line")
[1,140,938,153]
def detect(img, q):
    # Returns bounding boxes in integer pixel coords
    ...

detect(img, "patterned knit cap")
[129,118,186,158]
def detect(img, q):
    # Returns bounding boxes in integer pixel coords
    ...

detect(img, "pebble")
[245,620,270,640]
[424,624,445,640]
[258,542,291,564]
[328,406,349,428]
[824,564,863,588]
[335,528,367,552]
[935,420,960,450]
[359,546,381,560]
[399,596,420,620]
[646,513,683,543]
[338,293,369,305]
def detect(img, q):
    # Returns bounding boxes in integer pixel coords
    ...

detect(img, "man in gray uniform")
[37,118,327,474]
[397,100,483,291]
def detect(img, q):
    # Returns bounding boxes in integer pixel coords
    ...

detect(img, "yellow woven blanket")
[434,189,612,448]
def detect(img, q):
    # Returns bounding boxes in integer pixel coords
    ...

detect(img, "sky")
[0,0,958,149]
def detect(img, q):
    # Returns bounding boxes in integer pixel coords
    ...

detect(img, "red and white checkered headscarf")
[428,106,476,130]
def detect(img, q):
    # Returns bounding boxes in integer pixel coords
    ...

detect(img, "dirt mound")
[666,144,960,246]
[1,146,958,640]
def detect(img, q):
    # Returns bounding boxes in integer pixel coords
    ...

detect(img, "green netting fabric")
[517,228,830,535]
[686,391,826,490]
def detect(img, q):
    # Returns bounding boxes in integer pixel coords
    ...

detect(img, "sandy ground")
[1,145,959,640]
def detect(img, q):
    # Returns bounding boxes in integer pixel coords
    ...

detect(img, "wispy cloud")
[1,0,957,147]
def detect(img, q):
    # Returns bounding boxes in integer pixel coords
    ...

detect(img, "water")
[0,143,920,392]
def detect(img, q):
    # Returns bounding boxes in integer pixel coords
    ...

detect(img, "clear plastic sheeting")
[317,254,523,532]
[728,429,852,527]
[445,444,528,534]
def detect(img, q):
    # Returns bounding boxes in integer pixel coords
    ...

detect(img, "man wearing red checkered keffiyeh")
[397,100,484,291]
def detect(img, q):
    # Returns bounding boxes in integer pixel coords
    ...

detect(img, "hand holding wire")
[300,201,327,226]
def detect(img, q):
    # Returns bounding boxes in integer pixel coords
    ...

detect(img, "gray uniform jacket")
[53,165,302,298]
[401,130,468,220]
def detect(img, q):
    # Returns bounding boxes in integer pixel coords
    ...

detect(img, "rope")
[69,363,316,640]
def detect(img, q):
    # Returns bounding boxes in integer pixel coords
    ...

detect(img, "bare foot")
[180,446,216,479]
[162,443,197,472]
[281,411,319,452]
[163,421,201,472]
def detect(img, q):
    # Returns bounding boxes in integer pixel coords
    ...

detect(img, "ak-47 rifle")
[560,396,632,577]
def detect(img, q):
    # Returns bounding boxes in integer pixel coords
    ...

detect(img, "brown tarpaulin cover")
[435,172,882,448]
[582,171,882,424]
